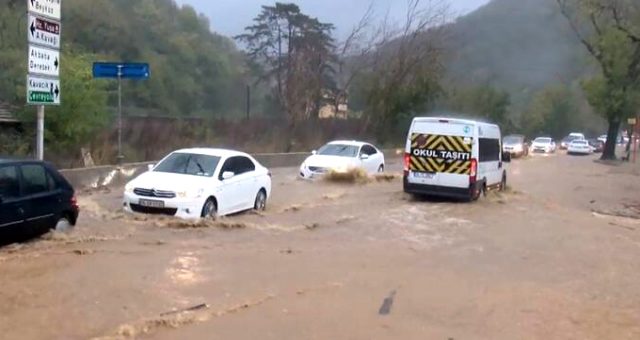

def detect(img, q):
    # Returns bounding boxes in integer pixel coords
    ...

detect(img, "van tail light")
[469,158,478,184]
[403,153,411,176]
[70,195,79,210]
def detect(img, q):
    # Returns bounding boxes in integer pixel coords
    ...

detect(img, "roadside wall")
[60,150,402,189]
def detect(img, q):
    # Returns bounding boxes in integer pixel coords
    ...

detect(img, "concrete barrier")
[60,149,403,189]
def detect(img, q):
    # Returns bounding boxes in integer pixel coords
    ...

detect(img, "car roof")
[327,140,369,147]
[412,116,499,129]
[171,148,250,158]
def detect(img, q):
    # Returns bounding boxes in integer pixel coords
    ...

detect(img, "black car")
[588,139,604,153]
[0,159,79,245]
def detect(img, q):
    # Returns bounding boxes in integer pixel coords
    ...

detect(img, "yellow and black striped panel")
[410,134,472,174]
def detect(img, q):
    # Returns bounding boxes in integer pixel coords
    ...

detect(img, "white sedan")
[123,148,271,219]
[299,141,385,179]
[530,137,557,154]
[567,139,593,155]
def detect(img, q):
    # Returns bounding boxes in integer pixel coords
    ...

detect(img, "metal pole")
[36,105,44,160]
[117,65,123,165]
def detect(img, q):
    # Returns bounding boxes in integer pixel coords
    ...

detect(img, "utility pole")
[117,65,123,165]
[36,106,44,160]
[246,84,251,120]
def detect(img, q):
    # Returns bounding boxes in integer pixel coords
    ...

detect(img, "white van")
[403,117,510,201]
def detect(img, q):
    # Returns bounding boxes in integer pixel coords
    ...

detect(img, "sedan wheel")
[201,199,218,219]
[254,190,267,211]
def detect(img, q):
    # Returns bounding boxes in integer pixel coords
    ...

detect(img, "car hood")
[127,171,213,192]
[503,142,523,147]
[303,155,358,169]
[532,142,551,148]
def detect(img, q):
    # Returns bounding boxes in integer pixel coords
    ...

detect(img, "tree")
[343,0,450,142]
[235,3,336,150]
[440,85,512,128]
[557,0,640,159]
[521,84,576,138]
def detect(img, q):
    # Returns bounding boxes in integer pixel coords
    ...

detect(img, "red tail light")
[469,158,478,183]
[70,195,79,209]
[403,153,411,175]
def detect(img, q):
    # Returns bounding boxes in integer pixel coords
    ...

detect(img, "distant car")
[502,134,528,158]
[560,133,584,149]
[567,139,593,155]
[597,134,607,144]
[123,148,271,219]
[0,159,79,245]
[299,141,385,179]
[531,137,556,154]
[588,139,604,153]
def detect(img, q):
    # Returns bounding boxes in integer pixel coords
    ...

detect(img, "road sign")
[92,62,150,79]
[28,0,61,20]
[28,45,59,77]
[28,13,61,49]
[27,75,60,105]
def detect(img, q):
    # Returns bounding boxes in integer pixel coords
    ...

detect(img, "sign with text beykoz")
[27,0,62,106]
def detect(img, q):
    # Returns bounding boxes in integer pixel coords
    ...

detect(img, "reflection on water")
[166,251,203,286]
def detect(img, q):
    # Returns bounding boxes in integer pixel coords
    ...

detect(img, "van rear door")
[406,119,474,189]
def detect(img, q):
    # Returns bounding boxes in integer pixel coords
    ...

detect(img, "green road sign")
[26,75,60,105]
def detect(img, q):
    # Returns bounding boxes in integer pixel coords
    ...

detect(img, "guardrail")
[60,149,403,189]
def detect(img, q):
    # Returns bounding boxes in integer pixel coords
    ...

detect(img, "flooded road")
[1,154,640,339]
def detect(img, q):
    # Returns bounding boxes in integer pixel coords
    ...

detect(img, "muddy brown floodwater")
[1,153,640,340]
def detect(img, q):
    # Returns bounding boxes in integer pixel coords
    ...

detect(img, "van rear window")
[479,139,500,162]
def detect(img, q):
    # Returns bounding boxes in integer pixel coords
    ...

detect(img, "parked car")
[299,141,385,179]
[560,133,584,149]
[402,117,510,201]
[502,134,529,158]
[588,139,604,153]
[597,134,607,144]
[531,137,557,154]
[567,139,593,155]
[0,159,78,245]
[123,148,271,219]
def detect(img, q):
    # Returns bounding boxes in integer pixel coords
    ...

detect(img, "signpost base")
[36,105,44,160]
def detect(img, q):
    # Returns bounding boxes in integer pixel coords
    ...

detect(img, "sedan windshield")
[534,138,552,144]
[503,136,523,144]
[154,153,221,177]
[317,144,359,157]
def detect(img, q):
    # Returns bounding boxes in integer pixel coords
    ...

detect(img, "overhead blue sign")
[92,62,150,79]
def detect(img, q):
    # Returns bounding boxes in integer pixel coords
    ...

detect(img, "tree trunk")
[601,117,621,160]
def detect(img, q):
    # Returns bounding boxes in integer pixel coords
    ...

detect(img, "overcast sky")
[175,0,490,38]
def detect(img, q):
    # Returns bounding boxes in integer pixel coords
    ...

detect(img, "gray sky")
[175,0,490,38]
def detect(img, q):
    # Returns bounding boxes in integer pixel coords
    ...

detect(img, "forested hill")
[0,0,246,117]
[447,0,591,103]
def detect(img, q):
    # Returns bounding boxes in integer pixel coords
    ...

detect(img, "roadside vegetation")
[0,0,638,165]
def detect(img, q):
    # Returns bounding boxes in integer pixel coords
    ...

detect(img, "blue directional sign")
[92,62,150,79]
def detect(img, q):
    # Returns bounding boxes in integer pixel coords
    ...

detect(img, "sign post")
[26,0,62,161]
[92,62,150,164]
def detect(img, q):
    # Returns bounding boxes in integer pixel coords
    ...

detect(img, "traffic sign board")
[28,45,59,77]
[28,0,61,21]
[93,62,150,79]
[28,13,61,49]
[27,75,60,105]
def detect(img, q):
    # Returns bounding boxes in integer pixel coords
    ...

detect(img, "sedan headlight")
[177,188,205,199]
[124,183,134,194]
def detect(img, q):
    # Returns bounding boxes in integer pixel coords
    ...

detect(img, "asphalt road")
[1,152,639,340]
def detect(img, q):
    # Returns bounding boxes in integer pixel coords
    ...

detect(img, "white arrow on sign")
[28,0,61,21]
[27,74,60,105]
[28,13,61,49]
[28,45,59,77]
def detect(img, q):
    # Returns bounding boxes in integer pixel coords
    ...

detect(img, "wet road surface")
[1,153,639,339]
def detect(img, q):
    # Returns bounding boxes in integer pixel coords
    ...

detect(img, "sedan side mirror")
[147,164,155,172]
[360,154,370,160]
[502,151,512,163]
[311,150,317,155]
[222,171,235,180]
